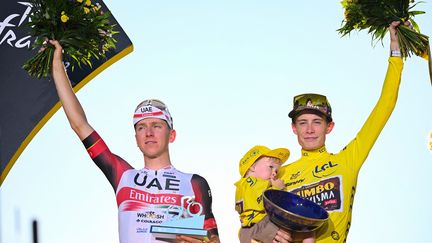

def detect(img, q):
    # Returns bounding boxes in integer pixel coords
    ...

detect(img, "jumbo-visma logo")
[312,161,338,178]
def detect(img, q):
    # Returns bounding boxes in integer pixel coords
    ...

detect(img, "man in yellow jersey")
[279,21,405,243]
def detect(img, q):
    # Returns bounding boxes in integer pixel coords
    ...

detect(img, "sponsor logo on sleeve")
[235,200,244,214]
[331,231,340,240]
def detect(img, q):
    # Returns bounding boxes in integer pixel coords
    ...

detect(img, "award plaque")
[150,196,207,240]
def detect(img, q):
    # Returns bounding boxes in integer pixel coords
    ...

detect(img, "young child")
[235,145,315,243]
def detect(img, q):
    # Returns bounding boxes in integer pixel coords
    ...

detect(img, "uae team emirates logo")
[116,187,183,211]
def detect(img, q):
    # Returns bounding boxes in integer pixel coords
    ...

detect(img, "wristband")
[390,50,401,57]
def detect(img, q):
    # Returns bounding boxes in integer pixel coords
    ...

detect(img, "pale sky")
[1,1,432,243]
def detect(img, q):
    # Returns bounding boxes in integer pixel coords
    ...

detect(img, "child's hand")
[271,179,285,190]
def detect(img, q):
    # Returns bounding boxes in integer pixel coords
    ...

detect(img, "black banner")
[0,0,133,185]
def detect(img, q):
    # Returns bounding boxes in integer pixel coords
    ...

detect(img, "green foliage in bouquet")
[23,0,118,79]
[338,0,428,57]
[338,0,431,84]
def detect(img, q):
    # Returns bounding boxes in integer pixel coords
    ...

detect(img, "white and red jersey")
[83,131,218,243]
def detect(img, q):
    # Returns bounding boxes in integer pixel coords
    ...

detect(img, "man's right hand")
[272,228,293,243]
[49,39,63,63]
[389,21,401,52]
[389,20,413,53]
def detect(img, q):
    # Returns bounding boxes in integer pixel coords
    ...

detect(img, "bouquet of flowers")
[338,0,431,83]
[23,0,118,79]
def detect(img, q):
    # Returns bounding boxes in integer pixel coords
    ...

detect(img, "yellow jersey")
[280,57,403,242]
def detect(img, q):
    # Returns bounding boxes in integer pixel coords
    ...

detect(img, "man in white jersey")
[50,41,219,243]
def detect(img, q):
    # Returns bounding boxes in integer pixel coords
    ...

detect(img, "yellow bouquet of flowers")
[23,0,117,79]
[338,0,431,84]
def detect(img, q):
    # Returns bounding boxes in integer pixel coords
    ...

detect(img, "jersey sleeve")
[190,174,219,238]
[235,177,272,227]
[343,57,403,170]
[82,131,133,191]
[240,177,271,212]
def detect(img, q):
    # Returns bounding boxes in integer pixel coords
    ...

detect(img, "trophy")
[263,189,329,232]
[150,196,207,240]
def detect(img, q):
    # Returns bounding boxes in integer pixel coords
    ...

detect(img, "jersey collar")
[301,146,327,158]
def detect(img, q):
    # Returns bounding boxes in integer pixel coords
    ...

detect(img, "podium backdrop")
[0,0,133,185]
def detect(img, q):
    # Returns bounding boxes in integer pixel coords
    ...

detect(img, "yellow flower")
[60,14,69,23]
[85,0,91,6]
[84,7,90,14]
[92,3,102,13]
[77,0,83,2]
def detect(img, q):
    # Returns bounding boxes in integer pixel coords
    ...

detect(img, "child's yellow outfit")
[235,176,284,243]
[235,145,289,243]
[235,176,283,227]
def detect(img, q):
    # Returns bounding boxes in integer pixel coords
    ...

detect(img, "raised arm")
[51,40,94,140]
[389,21,401,53]
[348,21,404,165]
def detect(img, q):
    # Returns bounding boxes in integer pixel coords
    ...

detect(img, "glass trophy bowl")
[263,189,329,232]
